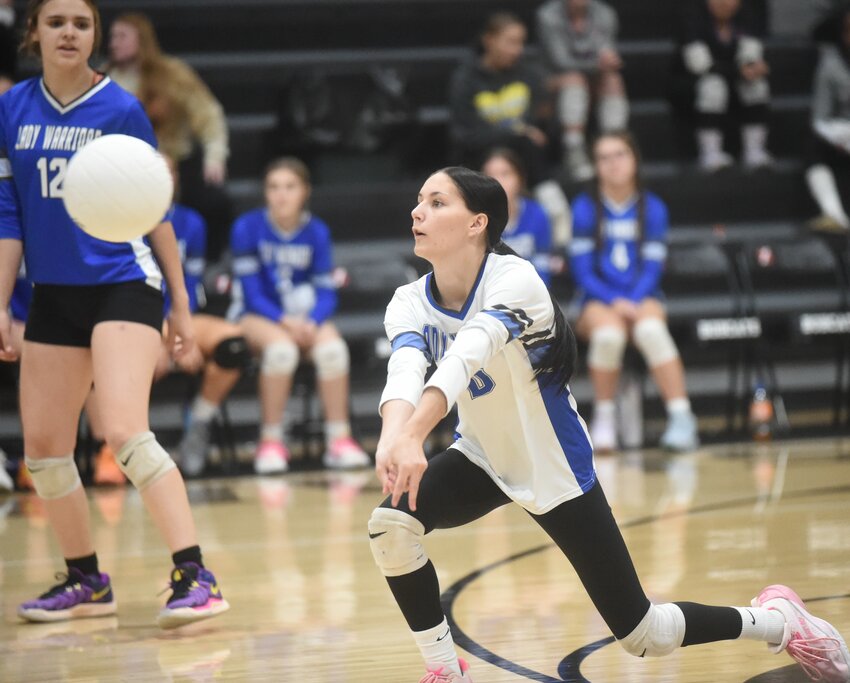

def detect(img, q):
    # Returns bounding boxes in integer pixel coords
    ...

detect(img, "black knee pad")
[212,336,252,369]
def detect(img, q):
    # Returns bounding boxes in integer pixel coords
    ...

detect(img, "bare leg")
[240,314,296,429]
[20,342,94,559]
[91,321,197,552]
[311,322,349,423]
[634,300,688,402]
[193,314,242,406]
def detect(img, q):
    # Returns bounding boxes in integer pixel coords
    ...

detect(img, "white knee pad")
[558,83,590,127]
[26,454,81,500]
[737,77,770,106]
[115,431,176,491]
[368,507,428,577]
[262,341,299,376]
[632,318,679,368]
[619,603,686,657]
[598,94,629,132]
[696,74,728,114]
[588,326,627,371]
[313,337,349,380]
[683,41,713,74]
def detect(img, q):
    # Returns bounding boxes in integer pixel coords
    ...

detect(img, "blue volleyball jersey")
[569,191,669,304]
[0,77,162,288]
[230,209,337,324]
[501,198,552,285]
[9,262,31,322]
[165,203,206,314]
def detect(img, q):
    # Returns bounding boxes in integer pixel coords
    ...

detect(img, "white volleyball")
[63,134,173,243]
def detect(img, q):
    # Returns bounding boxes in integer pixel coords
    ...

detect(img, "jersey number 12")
[36,157,67,199]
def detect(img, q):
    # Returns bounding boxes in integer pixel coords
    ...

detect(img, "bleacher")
[2,0,848,457]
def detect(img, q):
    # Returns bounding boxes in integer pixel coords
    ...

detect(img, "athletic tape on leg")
[115,431,176,491]
[619,603,686,657]
[368,507,428,577]
[26,454,81,500]
[262,341,299,376]
[633,318,679,367]
[588,325,627,371]
[313,338,349,380]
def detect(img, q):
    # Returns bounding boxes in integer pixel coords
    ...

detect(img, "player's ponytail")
[492,240,576,391]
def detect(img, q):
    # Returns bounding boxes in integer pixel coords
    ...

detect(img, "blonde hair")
[23,0,102,58]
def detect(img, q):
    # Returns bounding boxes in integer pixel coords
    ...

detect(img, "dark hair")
[265,156,311,186]
[477,11,525,55]
[591,130,646,248]
[482,147,529,191]
[437,166,576,391]
[24,0,103,58]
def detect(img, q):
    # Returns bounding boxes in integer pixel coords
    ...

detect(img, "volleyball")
[63,134,173,243]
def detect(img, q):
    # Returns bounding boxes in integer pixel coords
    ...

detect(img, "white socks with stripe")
[413,617,461,675]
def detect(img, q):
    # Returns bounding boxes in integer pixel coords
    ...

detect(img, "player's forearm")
[0,237,22,307]
[378,399,416,450]
[401,388,448,443]
[148,221,190,310]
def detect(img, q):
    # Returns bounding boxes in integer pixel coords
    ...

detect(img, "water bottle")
[749,383,773,441]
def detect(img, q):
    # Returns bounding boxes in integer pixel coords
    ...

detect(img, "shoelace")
[786,632,843,681]
[157,567,198,601]
[39,572,78,599]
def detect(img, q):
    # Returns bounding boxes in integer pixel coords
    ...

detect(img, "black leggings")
[378,448,741,645]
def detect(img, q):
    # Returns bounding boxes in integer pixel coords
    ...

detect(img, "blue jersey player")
[569,132,698,453]
[369,166,850,683]
[0,0,227,629]
[154,182,250,478]
[231,157,369,474]
[481,147,552,285]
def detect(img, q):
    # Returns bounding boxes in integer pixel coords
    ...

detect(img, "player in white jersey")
[369,166,850,683]
[0,0,227,628]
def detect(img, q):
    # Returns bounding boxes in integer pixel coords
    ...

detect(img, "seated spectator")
[106,13,233,260]
[153,158,252,477]
[482,148,553,285]
[569,132,699,452]
[449,11,572,247]
[674,0,773,171]
[806,5,850,232]
[230,157,370,474]
[536,0,629,182]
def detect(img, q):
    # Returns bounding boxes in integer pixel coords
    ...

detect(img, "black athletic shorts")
[25,281,164,348]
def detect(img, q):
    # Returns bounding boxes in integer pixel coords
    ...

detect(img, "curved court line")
[441,484,850,683]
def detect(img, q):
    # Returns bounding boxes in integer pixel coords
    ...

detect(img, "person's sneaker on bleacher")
[18,568,116,622]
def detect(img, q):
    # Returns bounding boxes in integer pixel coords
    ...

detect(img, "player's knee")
[261,341,299,376]
[588,325,627,371]
[632,318,679,368]
[737,78,770,106]
[212,335,252,370]
[313,337,349,380]
[558,83,590,126]
[368,507,428,577]
[115,431,176,491]
[619,603,685,658]
[26,454,81,499]
[695,74,728,114]
[598,94,629,132]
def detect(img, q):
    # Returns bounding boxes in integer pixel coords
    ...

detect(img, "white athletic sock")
[666,398,692,416]
[324,420,350,443]
[191,397,218,423]
[734,606,787,645]
[594,400,616,419]
[261,423,284,443]
[413,617,461,675]
[806,164,850,227]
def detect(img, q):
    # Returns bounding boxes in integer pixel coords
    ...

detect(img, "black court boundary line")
[440,484,850,683]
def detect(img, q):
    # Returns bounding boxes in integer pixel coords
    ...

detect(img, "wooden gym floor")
[0,438,848,682]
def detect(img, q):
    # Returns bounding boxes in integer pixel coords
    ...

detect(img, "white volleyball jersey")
[381,253,595,514]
